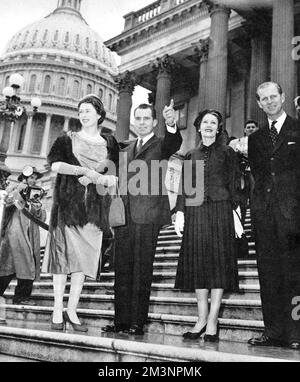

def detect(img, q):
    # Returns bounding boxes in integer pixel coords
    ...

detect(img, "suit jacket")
[119,130,182,225]
[248,114,300,221]
[176,141,240,211]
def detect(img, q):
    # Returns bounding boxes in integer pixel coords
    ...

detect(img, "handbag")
[108,184,126,228]
[233,209,249,258]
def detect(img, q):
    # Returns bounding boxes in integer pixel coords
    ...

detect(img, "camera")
[26,186,44,201]
[20,186,44,203]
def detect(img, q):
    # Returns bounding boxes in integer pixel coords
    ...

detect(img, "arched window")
[54,30,59,41]
[4,75,10,87]
[43,75,51,93]
[65,32,69,43]
[76,34,80,45]
[108,93,113,110]
[29,74,37,93]
[43,29,48,41]
[58,77,65,96]
[85,37,89,50]
[98,88,103,100]
[16,121,26,152]
[23,31,29,43]
[31,114,46,154]
[72,80,79,99]
[32,30,38,42]
[87,84,92,95]
[95,41,98,57]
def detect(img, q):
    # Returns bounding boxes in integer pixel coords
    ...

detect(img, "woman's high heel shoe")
[63,311,88,332]
[204,322,220,342]
[183,324,207,340]
[51,313,65,331]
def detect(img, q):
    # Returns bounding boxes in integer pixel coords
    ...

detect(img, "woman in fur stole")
[42,94,119,332]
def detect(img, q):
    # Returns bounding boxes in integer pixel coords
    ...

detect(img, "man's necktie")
[270,120,278,146]
[136,138,143,155]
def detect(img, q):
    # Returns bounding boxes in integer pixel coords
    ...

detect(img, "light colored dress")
[42,131,110,280]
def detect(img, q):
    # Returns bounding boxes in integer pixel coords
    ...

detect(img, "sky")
[0,0,152,112]
[0,0,153,53]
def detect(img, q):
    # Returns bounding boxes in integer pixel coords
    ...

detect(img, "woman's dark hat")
[17,166,43,182]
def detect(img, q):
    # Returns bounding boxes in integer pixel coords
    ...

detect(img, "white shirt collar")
[138,132,154,145]
[268,111,287,134]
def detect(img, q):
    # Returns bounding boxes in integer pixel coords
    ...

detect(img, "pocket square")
[288,142,296,145]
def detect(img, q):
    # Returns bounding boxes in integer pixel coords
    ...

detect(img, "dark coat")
[48,133,119,235]
[248,115,300,222]
[176,142,240,211]
[0,190,46,280]
[119,130,182,225]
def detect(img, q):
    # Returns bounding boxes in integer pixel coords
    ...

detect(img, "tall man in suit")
[248,82,300,350]
[102,101,182,335]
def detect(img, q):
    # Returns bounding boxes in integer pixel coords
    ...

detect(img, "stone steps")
[3,292,263,321]
[1,323,297,362]
[34,270,259,285]
[0,209,276,362]
[6,281,262,300]
[0,304,264,342]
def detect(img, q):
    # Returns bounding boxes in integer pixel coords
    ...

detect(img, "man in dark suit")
[248,82,300,350]
[102,101,182,335]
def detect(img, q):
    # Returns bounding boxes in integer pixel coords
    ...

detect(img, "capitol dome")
[0,0,119,194]
[2,0,117,73]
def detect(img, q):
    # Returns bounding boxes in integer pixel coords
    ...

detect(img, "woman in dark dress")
[174,109,240,341]
[42,94,119,332]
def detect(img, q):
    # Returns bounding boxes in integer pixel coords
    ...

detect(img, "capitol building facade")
[0,0,119,202]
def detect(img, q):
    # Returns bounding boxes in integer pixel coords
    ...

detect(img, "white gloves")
[233,206,244,238]
[175,211,184,237]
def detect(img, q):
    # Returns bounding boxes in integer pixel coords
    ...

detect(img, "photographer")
[0,166,46,306]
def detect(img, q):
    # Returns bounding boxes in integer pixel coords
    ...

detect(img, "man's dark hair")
[244,119,258,128]
[134,103,157,119]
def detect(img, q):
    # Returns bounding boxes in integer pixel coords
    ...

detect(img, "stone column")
[40,114,52,157]
[243,15,271,127]
[204,1,230,120]
[151,54,176,137]
[63,116,70,132]
[193,38,209,113]
[271,0,295,116]
[192,38,209,145]
[115,71,135,142]
[22,115,33,154]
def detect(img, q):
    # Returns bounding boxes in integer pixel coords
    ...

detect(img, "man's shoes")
[288,341,300,350]
[102,324,130,333]
[128,325,144,335]
[248,335,284,347]
[12,299,36,306]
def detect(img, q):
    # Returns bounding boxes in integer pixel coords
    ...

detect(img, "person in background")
[174,109,240,342]
[42,94,119,332]
[229,120,259,224]
[0,167,46,306]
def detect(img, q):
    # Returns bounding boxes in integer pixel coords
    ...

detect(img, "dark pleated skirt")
[175,200,239,292]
